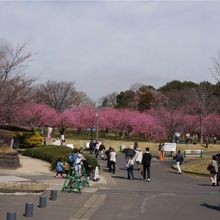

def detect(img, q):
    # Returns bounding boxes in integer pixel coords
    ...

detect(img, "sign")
[163,143,176,152]
[47,127,53,139]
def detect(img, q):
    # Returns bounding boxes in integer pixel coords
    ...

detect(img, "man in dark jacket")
[142,147,152,182]
[173,150,184,174]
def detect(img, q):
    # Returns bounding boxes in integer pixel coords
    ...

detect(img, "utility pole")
[96,105,99,141]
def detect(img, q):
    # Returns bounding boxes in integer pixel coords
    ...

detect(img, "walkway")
[0,153,219,220]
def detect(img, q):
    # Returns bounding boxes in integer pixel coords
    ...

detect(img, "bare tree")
[99,92,118,107]
[191,82,214,143]
[0,42,33,123]
[130,82,144,91]
[76,91,95,107]
[33,80,80,112]
[211,50,220,82]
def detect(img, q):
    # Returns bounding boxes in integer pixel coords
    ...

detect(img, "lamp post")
[96,108,99,141]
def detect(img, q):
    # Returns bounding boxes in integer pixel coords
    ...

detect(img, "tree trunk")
[200,113,204,144]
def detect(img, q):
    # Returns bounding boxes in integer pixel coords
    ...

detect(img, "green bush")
[83,153,99,169]
[22,145,99,170]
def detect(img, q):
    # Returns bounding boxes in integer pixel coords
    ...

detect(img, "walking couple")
[125,146,152,181]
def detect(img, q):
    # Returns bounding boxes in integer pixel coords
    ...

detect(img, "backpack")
[68,153,76,164]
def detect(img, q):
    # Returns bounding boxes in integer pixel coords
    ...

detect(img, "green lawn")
[49,138,219,175]
[2,138,219,175]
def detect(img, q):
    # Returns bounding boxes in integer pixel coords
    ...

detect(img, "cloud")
[0,1,220,100]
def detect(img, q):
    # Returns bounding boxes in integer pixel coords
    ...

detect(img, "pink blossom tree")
[15,103,58,128]
[62,106,96,138]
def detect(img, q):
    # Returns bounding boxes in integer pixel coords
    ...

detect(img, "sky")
[1,0,220,101]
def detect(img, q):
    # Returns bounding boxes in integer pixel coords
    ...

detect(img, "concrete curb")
[170,164,209,177]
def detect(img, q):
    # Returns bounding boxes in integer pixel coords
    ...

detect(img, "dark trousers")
[107,159,110,169]
[109,161,116,174]
[143,165,150,180]
[127,165,134,180]
[56,171,64,176]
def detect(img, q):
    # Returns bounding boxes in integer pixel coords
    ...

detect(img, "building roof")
[0,124,33,132]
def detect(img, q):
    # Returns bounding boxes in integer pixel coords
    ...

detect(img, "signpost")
[163,143,177,153]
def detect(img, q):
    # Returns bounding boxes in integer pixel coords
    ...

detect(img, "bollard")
[39,196,47,208]
[50,190,57,201]
[6,212,16,220]
[24,202,34,217]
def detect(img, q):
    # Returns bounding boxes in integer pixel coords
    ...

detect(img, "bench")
[184,150,203,158]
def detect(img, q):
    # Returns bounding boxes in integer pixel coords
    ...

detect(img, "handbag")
[207,163,216,174]
[126,158,134,168]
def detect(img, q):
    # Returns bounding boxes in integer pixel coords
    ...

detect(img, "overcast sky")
[1,1,220,101]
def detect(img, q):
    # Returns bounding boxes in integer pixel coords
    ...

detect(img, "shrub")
[24,131,44,147]
[83,153,99,169]
[22,145,99,170]
[14,131,44,148]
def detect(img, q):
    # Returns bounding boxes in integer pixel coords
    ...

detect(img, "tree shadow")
[201,203,220,212]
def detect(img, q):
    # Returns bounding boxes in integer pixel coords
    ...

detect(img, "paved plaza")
[0,154,219,220]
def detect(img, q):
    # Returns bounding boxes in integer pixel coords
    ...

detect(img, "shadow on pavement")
[111,176,144,181]
[198,183,212,187]
[119,168,127,171]
[167,171,178,174]
[111,175,127,180]
[201,203,220,212]
[102,168,110,172]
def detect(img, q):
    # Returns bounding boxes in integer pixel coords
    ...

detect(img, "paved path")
[92,154,220,220]
[0,153,219,220]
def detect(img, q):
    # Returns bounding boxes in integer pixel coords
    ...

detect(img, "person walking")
[142,147,152,182]
[55,159,65,177]
[109,148,117,174]
[134,146,143,170]
[89,139,95,154]
[126,156,135,180]
[105,147,111,170]
[208,155,218,186]
[173,150,184,174]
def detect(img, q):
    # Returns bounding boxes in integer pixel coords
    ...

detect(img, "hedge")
[22,145,99,170]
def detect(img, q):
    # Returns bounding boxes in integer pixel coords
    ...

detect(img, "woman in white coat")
[134,147,143,170]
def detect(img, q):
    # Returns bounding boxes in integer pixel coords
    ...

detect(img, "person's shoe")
[147,178,150,182]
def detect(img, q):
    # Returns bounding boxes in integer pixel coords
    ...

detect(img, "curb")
[170,165,209,177]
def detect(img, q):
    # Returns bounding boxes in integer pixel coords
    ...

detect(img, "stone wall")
[0,152,20,168]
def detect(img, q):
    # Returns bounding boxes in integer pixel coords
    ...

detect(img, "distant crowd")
[54,139,220,188]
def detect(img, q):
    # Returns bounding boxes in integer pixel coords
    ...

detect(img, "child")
[55,159,65,177]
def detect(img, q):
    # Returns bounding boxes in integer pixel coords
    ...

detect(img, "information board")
[163,143,176,152]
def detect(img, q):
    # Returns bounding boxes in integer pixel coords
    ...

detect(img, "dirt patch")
[0,182,51,193]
